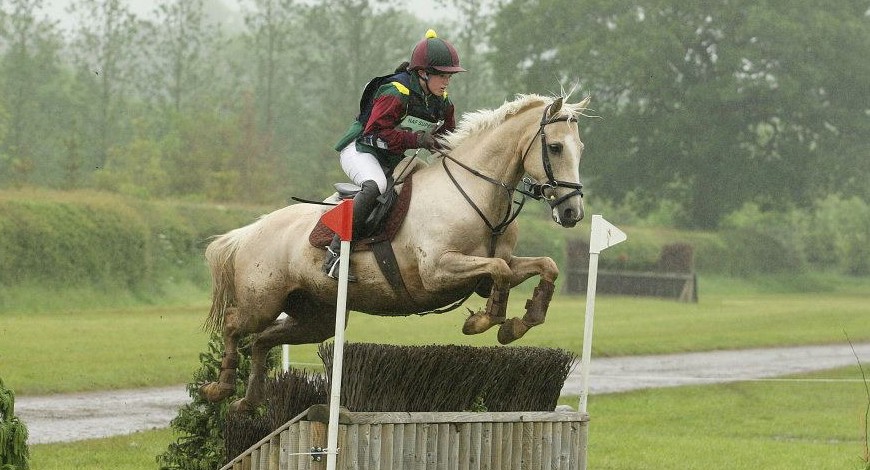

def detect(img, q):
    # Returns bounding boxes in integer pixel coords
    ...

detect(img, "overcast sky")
[40,0,454,32]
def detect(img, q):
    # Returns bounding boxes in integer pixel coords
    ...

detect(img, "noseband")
[440,101,585,236]
[521,102,584,208]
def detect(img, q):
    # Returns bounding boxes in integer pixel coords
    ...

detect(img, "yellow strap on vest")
[390,81,410,95]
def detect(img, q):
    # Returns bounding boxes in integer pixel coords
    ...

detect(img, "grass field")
[586,366,870,469]
[29,366,870,470]
[5,273,870,468]
[1,275,868,394]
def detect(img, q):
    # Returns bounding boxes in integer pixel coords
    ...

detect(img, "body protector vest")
[335,69,451,169]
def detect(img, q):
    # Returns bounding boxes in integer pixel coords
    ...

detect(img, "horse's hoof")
[497,317,530,344]
[462,309,504,335]
[200,382,234,402]
[229,398,253,414]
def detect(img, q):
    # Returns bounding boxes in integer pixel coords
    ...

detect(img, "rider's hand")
[416,132,437,150]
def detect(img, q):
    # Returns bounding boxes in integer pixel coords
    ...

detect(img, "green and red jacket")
[335,71,456,170]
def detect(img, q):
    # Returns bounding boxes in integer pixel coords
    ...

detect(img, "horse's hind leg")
[229,324,276,414]
[201,306,243,402]
[230,299,338,413]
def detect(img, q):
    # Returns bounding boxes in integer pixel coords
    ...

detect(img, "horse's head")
[522,96,590,228]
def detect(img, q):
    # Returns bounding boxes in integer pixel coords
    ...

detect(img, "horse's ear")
[548,97,564,120]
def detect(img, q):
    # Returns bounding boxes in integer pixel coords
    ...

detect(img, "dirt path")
[17,342,870,445]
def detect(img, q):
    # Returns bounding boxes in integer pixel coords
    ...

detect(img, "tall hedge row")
[0,191,266,289]
[5,191,863,293]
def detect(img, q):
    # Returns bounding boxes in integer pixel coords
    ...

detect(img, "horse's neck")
[415,110,537,224]
[448,112,534,188]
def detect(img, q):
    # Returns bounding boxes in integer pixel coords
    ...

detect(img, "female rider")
[323,29,467,279]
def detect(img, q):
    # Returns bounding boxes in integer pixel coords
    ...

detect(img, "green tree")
[0,0,67,188]
[441,0,505,115]
[0,377,29,470]
[67,0,141,171]
[242,0,298,135]
[146,0,221,114]
[229,0,301,202]
[490,0,870,228]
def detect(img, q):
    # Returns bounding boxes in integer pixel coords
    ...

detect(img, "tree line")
[1,0,867,228]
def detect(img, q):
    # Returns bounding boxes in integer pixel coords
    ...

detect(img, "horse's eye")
[547,143,563,154]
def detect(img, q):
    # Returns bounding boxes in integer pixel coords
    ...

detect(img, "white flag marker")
[579,215,626,414]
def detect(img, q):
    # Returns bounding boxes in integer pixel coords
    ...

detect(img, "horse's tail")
[203,223,257,333]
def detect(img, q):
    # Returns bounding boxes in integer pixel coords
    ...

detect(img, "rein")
[519,103,584,207]
[440,101,584,252]
[419,102,584,316]
[441,155,526,254]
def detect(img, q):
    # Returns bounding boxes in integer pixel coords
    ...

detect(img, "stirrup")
[321,247,339,274]
[323,249,357,282]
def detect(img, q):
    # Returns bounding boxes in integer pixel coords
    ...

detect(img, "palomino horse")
[201,93,591,412]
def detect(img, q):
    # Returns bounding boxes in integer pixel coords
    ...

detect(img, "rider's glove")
[416,132,437,150]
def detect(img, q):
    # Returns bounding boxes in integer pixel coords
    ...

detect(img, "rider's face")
[424,72,452,96]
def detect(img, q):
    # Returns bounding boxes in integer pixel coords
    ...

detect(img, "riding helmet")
[408,29,467,74]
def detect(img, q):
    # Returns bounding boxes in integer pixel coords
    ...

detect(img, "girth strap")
[369,239,411,299]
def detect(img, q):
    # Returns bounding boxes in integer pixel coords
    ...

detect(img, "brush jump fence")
[222,343,587,469]
[563,240,698,302]
[221,405,588,470]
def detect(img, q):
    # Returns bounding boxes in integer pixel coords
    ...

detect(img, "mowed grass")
[11,274,870,469]
[582,366,870,470]
[31,366,870,470]
[31,428,177,470]
[1,275,869,394]
[0,305,209,395]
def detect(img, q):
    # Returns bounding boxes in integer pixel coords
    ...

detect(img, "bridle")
[519,102,584,207]
[427,101,584,315]
[440,101,585,247]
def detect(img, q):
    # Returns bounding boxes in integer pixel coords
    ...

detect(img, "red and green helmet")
[409,29,467,74]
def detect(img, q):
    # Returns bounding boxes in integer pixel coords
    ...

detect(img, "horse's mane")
[440,92,591,150]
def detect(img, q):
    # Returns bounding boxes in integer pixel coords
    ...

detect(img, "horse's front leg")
[463,287,510,335]
[422,252,512,334]
[497,255,559,344]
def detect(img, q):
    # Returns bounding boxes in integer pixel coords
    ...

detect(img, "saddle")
[309,175,414,293]
[309,175,413,251]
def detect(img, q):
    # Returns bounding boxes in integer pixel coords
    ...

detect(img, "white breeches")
[339,143,388,194]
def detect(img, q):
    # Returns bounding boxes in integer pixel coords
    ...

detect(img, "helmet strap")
[417,71,435,95]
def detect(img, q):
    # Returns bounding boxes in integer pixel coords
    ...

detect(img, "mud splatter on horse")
[200,93,592,412]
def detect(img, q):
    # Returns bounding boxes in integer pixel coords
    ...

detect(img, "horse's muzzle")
[552,203,584,228]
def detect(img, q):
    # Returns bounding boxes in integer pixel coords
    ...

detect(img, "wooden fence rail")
[222,405,589,470]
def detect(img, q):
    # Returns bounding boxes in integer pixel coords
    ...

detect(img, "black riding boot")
[322,180,381,280]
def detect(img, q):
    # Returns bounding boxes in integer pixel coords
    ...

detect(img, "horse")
[200,93,592,412]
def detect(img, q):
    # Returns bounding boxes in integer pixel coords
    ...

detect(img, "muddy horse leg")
[498,279,555,344]
[229,301,338,413]
[200,306,242,402]
[462,287,509,335]
[496,255,559,344]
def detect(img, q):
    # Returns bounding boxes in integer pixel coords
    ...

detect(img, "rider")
[323,29,467,279]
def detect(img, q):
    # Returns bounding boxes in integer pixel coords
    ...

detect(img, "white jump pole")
[325,238,350,469]
[320,199,354,470]
[578,215,626,414]
[277,313,290,372]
